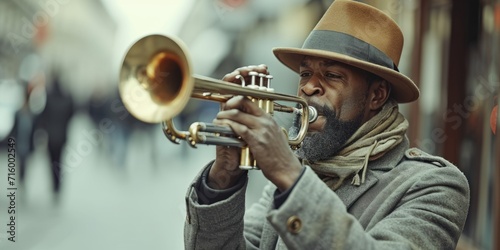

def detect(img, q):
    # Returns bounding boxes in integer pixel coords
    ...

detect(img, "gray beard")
[291,106,363,163]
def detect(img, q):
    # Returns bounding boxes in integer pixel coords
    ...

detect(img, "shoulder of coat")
[402,147,457,169]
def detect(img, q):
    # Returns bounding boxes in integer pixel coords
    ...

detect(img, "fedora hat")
[273,0,419,103]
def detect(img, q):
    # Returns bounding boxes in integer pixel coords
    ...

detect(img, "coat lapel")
[335,172,378,209]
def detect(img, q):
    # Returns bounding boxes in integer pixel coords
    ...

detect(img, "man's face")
[293,56,371,162]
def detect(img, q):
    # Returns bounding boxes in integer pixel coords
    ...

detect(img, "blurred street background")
[0,0,499,249]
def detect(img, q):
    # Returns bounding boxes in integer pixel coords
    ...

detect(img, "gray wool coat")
[184,139,470,249]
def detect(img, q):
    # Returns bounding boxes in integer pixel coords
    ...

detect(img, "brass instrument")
[119,34,317,170]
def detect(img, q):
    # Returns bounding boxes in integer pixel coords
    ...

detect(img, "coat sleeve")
[265,165,470,249]
[243,183,278,249]
[184,169,248,250]
[184,165,269,250]
[184,165,302,250]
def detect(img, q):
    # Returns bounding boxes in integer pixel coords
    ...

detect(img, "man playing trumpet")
[184,1,470,249]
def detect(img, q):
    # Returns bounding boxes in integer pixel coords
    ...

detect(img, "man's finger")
[222,96,265,117]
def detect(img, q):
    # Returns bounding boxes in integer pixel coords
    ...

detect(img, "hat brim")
[273,47,419,103]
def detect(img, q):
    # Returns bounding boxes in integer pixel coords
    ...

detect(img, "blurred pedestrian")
[36,74,74,194]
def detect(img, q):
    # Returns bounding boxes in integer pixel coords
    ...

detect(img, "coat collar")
[334,137,409,208]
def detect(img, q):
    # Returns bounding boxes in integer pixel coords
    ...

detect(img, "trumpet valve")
[265,75,273,90]
[248,71,259,89]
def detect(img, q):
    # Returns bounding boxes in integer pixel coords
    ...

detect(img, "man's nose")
[300,75,324,96]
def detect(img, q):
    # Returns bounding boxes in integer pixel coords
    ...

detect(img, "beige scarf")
[305,99,408,190]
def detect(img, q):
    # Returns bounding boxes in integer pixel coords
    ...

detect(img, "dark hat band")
[303,30,398,72]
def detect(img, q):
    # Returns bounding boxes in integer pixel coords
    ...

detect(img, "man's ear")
[368,80,391,111]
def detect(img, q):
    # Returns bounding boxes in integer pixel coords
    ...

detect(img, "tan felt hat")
[273,0,419,103]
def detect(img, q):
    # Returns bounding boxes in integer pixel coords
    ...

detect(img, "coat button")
[286,216,302,234]
[409,150,420,157]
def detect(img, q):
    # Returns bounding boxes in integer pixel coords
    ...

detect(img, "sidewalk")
[0,112,267,250]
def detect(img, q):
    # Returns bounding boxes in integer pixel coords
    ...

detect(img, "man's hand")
[208,65,269,190]
[208,65,303,192]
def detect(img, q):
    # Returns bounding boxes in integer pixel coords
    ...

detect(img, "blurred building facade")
[369,1,499,249]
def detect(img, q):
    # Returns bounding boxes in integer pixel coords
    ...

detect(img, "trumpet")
[119,34,317,170]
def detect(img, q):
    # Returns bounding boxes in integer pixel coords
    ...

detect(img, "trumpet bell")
[119,34,194,123]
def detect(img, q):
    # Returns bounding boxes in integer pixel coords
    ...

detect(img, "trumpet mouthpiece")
[308,106,318,123]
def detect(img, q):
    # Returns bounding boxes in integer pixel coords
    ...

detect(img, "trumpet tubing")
[119,34,315,170]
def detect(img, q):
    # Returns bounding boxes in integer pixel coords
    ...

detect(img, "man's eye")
[300,72,311,78]
[326,72,341,79]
